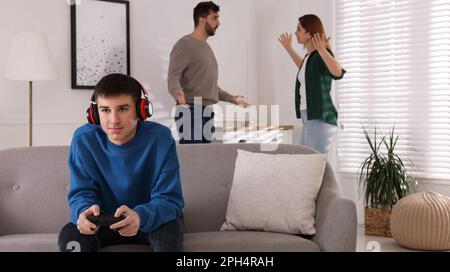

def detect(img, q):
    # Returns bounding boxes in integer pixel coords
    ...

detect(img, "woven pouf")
[390,192,450,251]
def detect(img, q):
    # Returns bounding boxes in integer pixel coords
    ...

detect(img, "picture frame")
[70,0,130,89]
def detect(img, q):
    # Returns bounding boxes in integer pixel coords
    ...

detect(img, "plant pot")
[364,207,392,237]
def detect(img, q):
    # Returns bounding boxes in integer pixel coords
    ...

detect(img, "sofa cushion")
[183,231,320,252]
[221,149,327,235]
[177,144,326,234]
[0,233,59,252]
[98,232,320,252]
[0,233,151,252]
[0,232,319,252]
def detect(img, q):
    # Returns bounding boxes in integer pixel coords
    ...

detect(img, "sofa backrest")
[0,146,70,235]
[0,144,340,235]
[178,144,340,233]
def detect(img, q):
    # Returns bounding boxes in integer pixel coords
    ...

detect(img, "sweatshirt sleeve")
[167,40,190,99]
[218,86,236,103]
[67,139,101,224]
[133,140,184,233]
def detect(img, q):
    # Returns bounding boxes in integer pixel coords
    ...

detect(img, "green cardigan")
[295,49,346,126]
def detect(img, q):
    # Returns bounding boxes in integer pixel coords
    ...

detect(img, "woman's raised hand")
[312,33,331,52]
[278,33,293,49]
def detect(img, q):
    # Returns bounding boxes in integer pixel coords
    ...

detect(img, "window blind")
[335,0,450,180]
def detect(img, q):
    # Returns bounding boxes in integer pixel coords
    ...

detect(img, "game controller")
[87,214,125,227]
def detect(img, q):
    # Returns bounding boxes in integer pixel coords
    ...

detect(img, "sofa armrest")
[312,196,357,252]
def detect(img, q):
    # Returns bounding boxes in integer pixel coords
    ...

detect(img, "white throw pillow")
[220,149,327,235]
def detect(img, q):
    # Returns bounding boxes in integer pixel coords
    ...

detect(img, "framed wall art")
[70,0,130,89]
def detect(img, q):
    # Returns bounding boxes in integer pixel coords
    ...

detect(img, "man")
[58,74,184,252]
[168,1,250,144]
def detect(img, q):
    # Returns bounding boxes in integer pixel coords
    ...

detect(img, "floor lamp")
[4,32,57,147]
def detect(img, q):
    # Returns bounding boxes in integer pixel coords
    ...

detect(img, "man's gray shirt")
[168,35,235,106]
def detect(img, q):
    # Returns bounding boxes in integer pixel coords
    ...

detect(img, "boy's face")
[97,94,138,146]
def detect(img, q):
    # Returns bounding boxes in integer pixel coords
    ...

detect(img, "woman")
[279,14,346,155]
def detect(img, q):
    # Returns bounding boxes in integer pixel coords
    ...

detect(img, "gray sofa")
[0,144,356,252]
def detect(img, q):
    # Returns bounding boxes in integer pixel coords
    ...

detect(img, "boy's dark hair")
[193,1,220,27]
[93,73,141,103]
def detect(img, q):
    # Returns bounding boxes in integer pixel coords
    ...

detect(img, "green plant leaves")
[358,126,414,209]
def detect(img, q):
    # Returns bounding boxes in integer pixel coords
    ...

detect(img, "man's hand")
[278,32,293,49]
[77,204,100,235]
[312,33,331,52]
[110,205,140,237]
[233,96,250,108]
[175,90,189,108]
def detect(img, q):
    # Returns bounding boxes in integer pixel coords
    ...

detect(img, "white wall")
[0,0,257,149]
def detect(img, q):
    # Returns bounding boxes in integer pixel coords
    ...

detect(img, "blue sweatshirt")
[67,121,184,234]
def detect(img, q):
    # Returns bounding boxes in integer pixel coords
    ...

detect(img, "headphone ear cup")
[86,108,93,124]
[86,104,100,125]
[144,97,152,118]
[137,97,151,120]
[147,100,153,118]
[136,99,143,120]
[92,104,100,125]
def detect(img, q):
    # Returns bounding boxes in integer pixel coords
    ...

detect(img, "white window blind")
[335,0,450,180]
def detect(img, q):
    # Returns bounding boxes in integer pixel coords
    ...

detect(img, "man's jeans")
[174,103,215,144]
[58,217,184,252]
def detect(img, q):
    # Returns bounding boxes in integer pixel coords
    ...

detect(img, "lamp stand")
[29,81,33,147]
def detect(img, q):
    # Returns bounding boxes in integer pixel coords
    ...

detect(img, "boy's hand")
[77,204,100,235]
[110,205,140,237]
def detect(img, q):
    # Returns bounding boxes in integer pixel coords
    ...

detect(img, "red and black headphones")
[86,76,153,125]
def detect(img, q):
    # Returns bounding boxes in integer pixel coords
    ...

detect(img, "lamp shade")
[4,32,57,81]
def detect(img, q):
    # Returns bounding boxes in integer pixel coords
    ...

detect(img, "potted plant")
[358,126,415,237]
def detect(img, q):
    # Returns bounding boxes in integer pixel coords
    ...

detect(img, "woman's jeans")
[299,110,337,155]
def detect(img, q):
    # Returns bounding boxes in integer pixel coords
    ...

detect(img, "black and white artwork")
[71,0,130,89]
